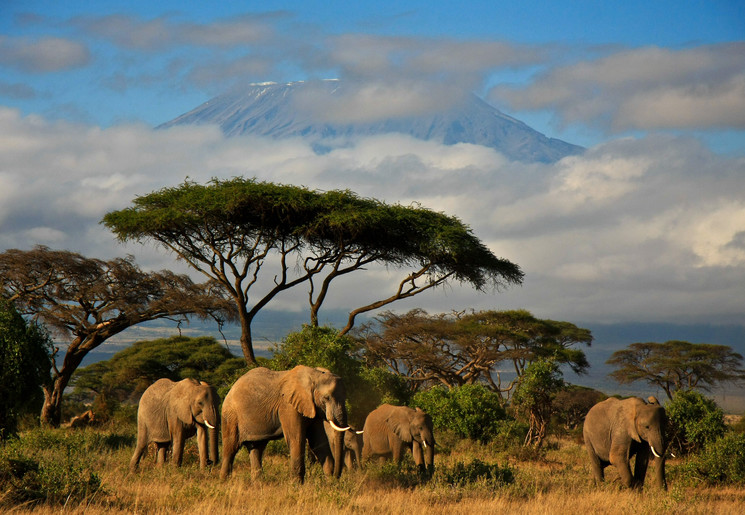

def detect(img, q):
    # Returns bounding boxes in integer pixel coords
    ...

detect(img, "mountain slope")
[159,80,583,163]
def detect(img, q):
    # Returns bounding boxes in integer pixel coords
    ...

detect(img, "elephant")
[362,404,435,474]
[220,366,350,483]
[583,396,667,490]
[308,421,364,471]
[129,378,220,472]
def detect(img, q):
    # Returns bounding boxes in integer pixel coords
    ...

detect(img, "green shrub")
[688,432,745,484]
[666,390,726,454]
[413,384,508,443]
[0,431,103,507]
[440,459,514,487]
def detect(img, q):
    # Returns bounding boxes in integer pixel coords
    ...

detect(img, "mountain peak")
[159,80,583,163]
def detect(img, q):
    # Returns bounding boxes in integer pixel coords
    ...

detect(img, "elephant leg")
[344,450,354,470]
[585,444,605,484]
[156,443,169,466]
[391,439,404,464]
[609,445,633,488]
[286,432,307,483]
[172,429,185,467]
[632,447,650,490]
[249,442,267,480]
[220,422,239,479]
[196,425,208,468]
[129,437,149,473]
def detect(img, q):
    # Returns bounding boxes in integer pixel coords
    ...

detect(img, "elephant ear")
[281,367,316,419]
[627,400,643,442]
[173,381,196,423]
[387,409,413,443]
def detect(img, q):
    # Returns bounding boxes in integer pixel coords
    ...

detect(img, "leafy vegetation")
[511,358,565,447]
[687,432,745,484]
[412,384,509,443]
[666,389,727,455]
[0,299,53,439]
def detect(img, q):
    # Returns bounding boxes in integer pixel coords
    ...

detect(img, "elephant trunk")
[326,402,348,478]
[209,422,219,465]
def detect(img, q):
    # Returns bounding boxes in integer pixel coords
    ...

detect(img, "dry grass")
[3,427,745,514]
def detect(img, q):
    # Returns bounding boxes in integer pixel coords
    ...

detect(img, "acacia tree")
[360,308,592,400]
[607,340,745,400]
[103,178,523,365]
[0,246,235,426]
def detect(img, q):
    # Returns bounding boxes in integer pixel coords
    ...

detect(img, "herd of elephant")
[128,365,668,490]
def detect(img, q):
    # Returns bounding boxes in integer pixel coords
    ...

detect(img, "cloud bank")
[1,107,743,326]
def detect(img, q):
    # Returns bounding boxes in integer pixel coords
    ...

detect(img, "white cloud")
[0,36,90,72]
[0,109,743,326]
[490,43,745,131]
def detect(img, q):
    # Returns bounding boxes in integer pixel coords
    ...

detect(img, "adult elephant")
[362,404,435,474]
[583,396,667,490]
[220,366,349,483]
[129,378,219,472]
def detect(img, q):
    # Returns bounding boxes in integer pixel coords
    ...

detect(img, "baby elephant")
[362,404,435,474]
[130,378,220,472]
[583,396,667,490]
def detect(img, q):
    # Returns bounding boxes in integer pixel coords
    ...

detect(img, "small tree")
[666,389,726,455]
[0,300,53,437]
[413,384,508,443]
[607,341,745,400]
[511,358,564,447]
[0,246,235,427]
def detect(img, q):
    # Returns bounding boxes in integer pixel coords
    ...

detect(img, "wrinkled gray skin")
[583,397,667,490]
[308,422,364,471]
[220,366,349,483]
[130,378,220,472]
[362,404,435,474]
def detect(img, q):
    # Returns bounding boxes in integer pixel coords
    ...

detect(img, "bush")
[666,390,726,454]
[688,432,745,484]
[0,430,103,507]
[412,384,508,443]
[440,459,514,487]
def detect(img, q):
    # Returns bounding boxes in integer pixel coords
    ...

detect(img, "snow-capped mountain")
[159,80,583,163]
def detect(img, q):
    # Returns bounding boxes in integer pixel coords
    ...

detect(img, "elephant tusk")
[204,420,215,430]
[422,440,428,449]
[355,430,364,435]
[650,445,662,458]
[328,420,350,432]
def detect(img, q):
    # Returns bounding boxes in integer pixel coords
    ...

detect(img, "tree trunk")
[239,313,257,366]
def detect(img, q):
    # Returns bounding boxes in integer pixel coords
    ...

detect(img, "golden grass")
[3,428,745,514]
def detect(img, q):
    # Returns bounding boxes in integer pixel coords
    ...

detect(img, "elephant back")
[138,378,176,442]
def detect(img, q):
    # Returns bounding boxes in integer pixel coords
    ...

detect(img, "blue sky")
[1,1,745,334]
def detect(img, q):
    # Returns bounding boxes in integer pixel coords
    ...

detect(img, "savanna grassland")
[2,422,744,515]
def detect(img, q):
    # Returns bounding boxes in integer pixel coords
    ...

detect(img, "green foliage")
[0,299,53,438]
[72,335,243,417]
[440,459,515,487]
[511,359,564,447]
[687,432,745,484]
[0,429,105,507]
[412,384,508,443]
[666,389,726,454]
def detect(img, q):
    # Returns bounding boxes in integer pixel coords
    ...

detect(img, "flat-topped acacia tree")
[103,178,523,365]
